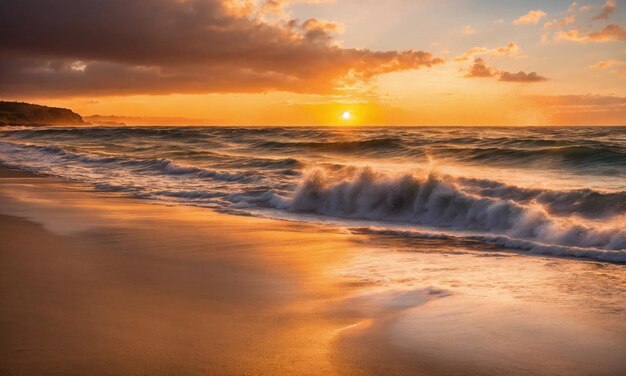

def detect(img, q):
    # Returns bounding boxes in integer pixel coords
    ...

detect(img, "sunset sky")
[1,0,625,125]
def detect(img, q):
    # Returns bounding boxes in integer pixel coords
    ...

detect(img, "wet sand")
[1,168,625,375]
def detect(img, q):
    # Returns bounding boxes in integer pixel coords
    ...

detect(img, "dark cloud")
[498,71,548,82]
[0,57,315,97]
[464,58,547,83]
[0,0,443,97]
[464,58,496,78]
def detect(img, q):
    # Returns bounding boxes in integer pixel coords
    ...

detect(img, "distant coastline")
[0,101,86,126]
[0,101,222,127]
[83,114,213,126]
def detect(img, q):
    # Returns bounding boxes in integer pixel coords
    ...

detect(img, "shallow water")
[1,126,625,261]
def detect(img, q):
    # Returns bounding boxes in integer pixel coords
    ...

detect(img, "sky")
[1,0,625,126]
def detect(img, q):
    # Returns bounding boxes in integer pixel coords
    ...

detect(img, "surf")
[1,125,624,262]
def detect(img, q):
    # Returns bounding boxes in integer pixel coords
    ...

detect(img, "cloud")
[544,14,575,29]
[260,0,335,19]
[540,2,579,42]
[589,59,626,77]
[0,0,442,97]
[513,9,547,25]
[588,23,626,40]
[556,23,626,42]
[465,58,496,78]
[299,17,345,42]
[464,58,547,83]
[455,42,520,61]
[592,0,617,20]
[498,71,548,82]
[590,59,625,69]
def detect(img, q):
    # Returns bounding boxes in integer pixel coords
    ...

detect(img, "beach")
[1,167,624,375]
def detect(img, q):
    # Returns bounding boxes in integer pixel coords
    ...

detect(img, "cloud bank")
[0,0,442,97]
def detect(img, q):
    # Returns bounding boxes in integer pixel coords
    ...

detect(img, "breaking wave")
[273,168,625,255]
[457,177,626,219]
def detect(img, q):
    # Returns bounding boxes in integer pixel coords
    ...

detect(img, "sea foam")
[279,168,626,252]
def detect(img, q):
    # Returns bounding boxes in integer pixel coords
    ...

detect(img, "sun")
[342,111,351,120]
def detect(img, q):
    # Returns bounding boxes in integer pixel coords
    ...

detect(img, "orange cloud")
[544,15,575,29]
[465,58,496,77]
[299,18,345,42]
[261,0,334,17]
[0,0,442,97]
[556,24,626,42]
[455,42,520,61]
[589,59,626,78]
[513,9,547,25]
[590,59,625,69]
[464,58,547,83]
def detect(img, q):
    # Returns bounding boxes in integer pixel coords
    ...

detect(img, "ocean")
[1,126,625,262]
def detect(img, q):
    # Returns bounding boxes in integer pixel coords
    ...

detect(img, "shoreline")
[1,167,625,375]
[2,163,622,266]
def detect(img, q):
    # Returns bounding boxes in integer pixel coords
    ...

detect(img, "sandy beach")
[1,167,625,375]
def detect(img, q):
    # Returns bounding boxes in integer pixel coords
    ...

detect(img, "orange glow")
[34,92,552,126]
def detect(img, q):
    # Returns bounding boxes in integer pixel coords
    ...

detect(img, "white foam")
[278,168,626,254]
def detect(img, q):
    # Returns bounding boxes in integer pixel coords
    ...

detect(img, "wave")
[351,227,626,263]
[273,168,625,253]
[458,177,626,219]
[255,138,406,153]
[0,126,228,150]
[0,140,257,183]
[6,126,624,167]
[446,145,626,166]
